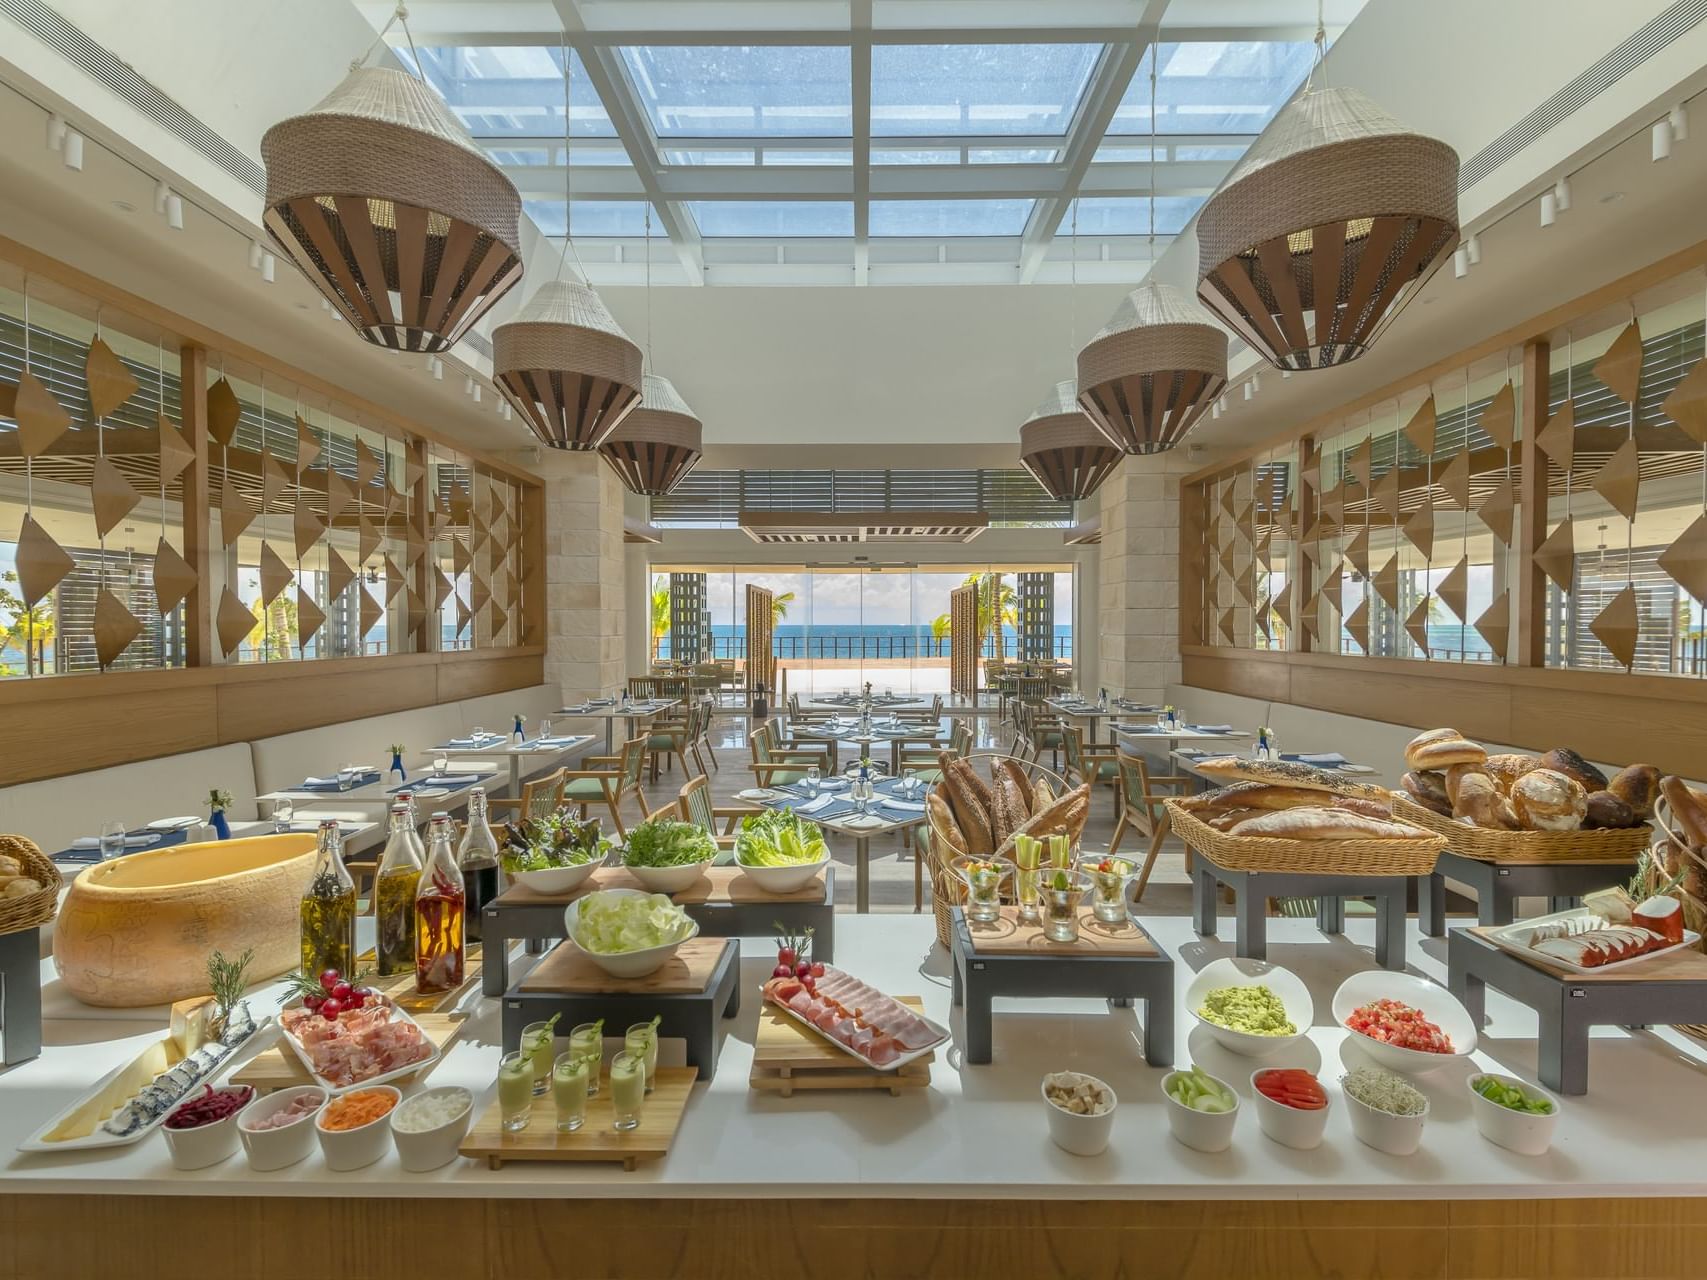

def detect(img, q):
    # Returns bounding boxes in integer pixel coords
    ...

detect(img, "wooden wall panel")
[435,650,546,703]
[215,659,437,743]
[1179,650,1290,703]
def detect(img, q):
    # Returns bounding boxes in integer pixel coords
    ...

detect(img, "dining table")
[782,715,949,774]
[743,774,930,914]
[556,698,680,752]
[429,732,596,797]
[50,811,378,869]
[1046,696,1162,745]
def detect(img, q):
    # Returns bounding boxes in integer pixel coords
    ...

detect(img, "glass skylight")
[1108,42,1318,135]
[869,200,1034,237]
[411,47,614,138]
[1062,196,1205,237]
[870,44,1102,136]
[688,202,855,237]
[874,149,961,166]
[618,46,853,136]
[524,200,659,238]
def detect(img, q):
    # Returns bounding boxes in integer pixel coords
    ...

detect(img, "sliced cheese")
[43,1039,176,1141]
[170,996,215,1055]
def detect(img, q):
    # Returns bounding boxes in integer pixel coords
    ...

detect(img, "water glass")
[99,820,126,861]
[337,767,359,789]
[805,765,821,797]
[539,718,553,742]
[433,753,449,775]
[272,798,295,833]
[472,724,486,741]
[1040,869,1092,943]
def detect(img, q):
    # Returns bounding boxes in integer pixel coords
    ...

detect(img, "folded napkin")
[71,832,160,850]
[1287,751,1348,766]
[880,797,927,812]
[796,794,835,815]
[818,777,849,790]
[560,704,591,713]
[1190,724,1234,733]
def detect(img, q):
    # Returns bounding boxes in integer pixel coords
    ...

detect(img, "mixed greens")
[736,810,828,867]
[622,816,718,868]
[499,810,610,873]
[573,890,695,954]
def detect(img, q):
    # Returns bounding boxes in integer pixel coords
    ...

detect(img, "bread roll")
[1401,770,1451,815]
[1539,748,1607,793]
[1583,790,1638,830]
[1661,776,1707,849]
[1510,768,1588,832]
[1,877,41,898]
[1484,753,1542,793]
[1196,782,1342,813]
[1453,771,1517,829]
[1405,728,1487,771]
[1445,763,1491,807]
[1189,755,1391,801]
[1404,728,1460,769]
[1608,764,1661,819]
[0,854,20,878]
[1230,807,1431,840]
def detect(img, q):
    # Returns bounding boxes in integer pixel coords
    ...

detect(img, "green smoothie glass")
[497,1050,533,1132]
[551,1051,589,1133]
[609,1050,646,1132]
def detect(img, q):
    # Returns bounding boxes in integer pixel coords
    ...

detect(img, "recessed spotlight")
[111,199,136,213]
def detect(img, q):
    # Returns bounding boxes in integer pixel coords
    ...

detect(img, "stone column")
[540,452,626,702]
[1098,452,1194,704]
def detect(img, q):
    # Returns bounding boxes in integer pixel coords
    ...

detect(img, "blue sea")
[661,624,1072,661]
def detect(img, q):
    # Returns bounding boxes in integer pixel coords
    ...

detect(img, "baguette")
[988,773,1021,848]
[1192,783,1342,814]
[1031,779,1055,809]
[995,784,1090,858]
[1662,776,1707,849]
[940,756,995,856]
[996,757,1035,817]
[926,793,966,857]
[947,755,993,813]
[1190,756,1392,802]
[1229,807,1433,840]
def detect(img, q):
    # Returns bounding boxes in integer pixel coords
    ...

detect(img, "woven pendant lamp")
[261,66,523,354]
[1195,85,1460,370]
[600,374,703,496]
[493,278,644,449]
[1020,381,1122,501]
[1076,283,1229,454]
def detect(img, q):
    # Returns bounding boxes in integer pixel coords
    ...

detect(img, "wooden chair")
[898,717,966,783]
[644,701,696,782]
[1113,751,1194,903]
[748,722,832,787]
[896,693,944,723]
[561,736,650,837]
[1016,700,1064,770]
[1063,726,1120,813]
[689,697,718,773]
[675,774,760,849]
[487,767,568,825]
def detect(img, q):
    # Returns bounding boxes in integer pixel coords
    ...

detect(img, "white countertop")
[6,914,1706,1200]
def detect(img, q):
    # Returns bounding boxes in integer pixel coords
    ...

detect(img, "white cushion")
[457,684,565,736]
[249,703,465,808]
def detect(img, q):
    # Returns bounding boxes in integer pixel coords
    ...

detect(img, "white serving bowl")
[1344,1088,1428,1156]
[1040,1072,1118,1157]
[1249,1069,1331,1151]
[389,1086,474,1172]
[734,850,831,895]
[315,1086,401,1171]
[565,889,702,978]
[160,1086,255,1170]
[1332,970,1477,1074]
[1466,1073,1559,1156]
[1160,1070,1240,1153]
[511,855,604,896]
[1185,957,1314,1058]
[237,1085,327,1171]
[624,859,715,894]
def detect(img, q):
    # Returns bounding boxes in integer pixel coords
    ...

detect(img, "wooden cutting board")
[497,865,827,906]
[458,1065,698,1170]
[357,945,484,1015]
[229,1013,464,1094]
[749,996,932,1097]
[967,908,1159,957]
[518,937,729,995]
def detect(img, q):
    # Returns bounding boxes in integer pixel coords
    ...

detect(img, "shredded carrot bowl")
[318,1088,397,1132]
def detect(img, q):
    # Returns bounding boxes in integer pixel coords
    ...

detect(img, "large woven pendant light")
[493,34,643,449]
[600,374,702,496]
[1020,380,1122,501]
[261,8,523,354]
[1194,13,1459,370]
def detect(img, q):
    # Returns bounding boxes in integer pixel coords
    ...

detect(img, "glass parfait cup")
[521,1019,558,1097]
[1039,869,1092,943]
[609,1050,647,1132]
[625,1020,660,1092]
[954,856,1013,925]
[1088,859,1134,925]
[497,1050,534,1132]
[1013,864,1044,926]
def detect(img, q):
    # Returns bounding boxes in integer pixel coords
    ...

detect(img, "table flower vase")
[390,750,407,784]
[209,807,231,840]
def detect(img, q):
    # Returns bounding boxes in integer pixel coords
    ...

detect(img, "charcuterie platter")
[761,966,948,1073]
[1487,899,1698,975]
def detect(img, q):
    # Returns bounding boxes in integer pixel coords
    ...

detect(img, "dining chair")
[487,767,569,825]
[676,773,761,848]
[1020,700,1064,770]
[1063,726,1120,812]
[1115,751,1194,903]
[561,736,650,837]
[898,717,960,783]
[643,705,693,783]
[747,722,832,787]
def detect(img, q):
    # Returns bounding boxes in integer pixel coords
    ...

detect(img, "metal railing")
[658,634,1073,661]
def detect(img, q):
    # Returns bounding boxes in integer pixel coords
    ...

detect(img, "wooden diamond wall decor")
[207,378,241,447]
[456,598,473,636]
[449,484,472,524]
[358,515,382,564]
[1253,595,1271,642]
[1217,541,1236,582]
[434,568,454,611]
[1272,589,1292,631]
[1300,602,1320,640]
[383,554,405,602]
[1405,597,1433,654]
[1658,513,1707,602]
[16,514,75,605]
[1662,359,1707,444]
[1589,583,1639,668]
[358,587,383,638]
[1344,599,1371,654]
[1346,437,1374,490]
[1594,320,1643,405]
[93,587,143,668]
[324,546,355,602]
[469,575,492,616]
[1404,395,1437,455]
[1219,482,1238,520]
[1477,472,1515,545]
[1372,468,1400,522]
[326,470,354,523]
[1343,526,1371,576]
[1474,592,1511,662]
[159,415,195,484]
[14,369,72,457]
[259,542,293,606]
[1534,516,1577,591]
[296,415,321,470]
[1438,448,1471,510]
[1438,556,1469,621]
[219,475,255,545]
[406,588,428,637]
[1592,437,1641,524]
[294,501,324,559]
[451,536,470,577]
[260,449,292,511]
[1536,401,1575,471]
[1402,501,1435,560]
[85,338,139,419]
[1320,481,1347,525]
[152,537,196,614]
[1320,561,1345,603]
[92,455,142,538]
[1481,382,1516,450]
[296,586,326,649]
[1372,556,1400,609]
[353,437,382,489]
[404,453,426,491]
[216,586,255,655]
[1217,607,1236,645]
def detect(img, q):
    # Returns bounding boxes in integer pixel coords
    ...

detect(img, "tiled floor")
[623,709,1199,916]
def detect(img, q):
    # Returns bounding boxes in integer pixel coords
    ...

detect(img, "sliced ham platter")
[1490,900,1699,975]
[762,966,949,1072]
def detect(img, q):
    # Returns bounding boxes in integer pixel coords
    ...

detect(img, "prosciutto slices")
[762,965,947,1069]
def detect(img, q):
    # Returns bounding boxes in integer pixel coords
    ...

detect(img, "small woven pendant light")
[260,7,523,354]
[1020,380,1122,501]
[1194,12,1459,370]
[1077,283,1229,454]
[600,373,703,496]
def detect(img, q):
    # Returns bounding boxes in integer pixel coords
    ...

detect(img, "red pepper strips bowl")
[161,1084,256,1170]
[1249,1068,1330,1150]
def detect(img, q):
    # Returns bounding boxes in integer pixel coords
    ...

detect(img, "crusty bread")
[1583,790,1638,830]
[1453,771,1517,829]
[1607,763,1661,819]
[939,755,994,855]
[996,784,1090,858]
[1207,807,1267,832]
[1510,768,1587,832]
[1661,776,1707,848]
[1190,756,1391,801]
[1193,782,1342,813]
[1538,748,1607,793]
[926,793,966,856]
[1229,807,1431,840]
[1401,770,1451,815]
[996,758,1035,816]
[1332,796,1393,820]
[1405,728,1487,772]
[1445,763,1491,807]
[1484,753,1542,793]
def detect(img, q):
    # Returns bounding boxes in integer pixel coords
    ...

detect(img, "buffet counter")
[5,915,1706,1278]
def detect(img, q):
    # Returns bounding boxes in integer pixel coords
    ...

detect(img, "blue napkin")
[1282,751,1348,766]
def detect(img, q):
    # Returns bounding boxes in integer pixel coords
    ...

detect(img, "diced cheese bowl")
[1184,957,1313,1058]
[1040,1071,1118,1157]
[1466,1073,1559,1156]
[1332,971,1477,1074]
[734,848,830,894]
[390,1085,474,1172]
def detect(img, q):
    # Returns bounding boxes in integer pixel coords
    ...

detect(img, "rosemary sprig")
[206,948,254,1017]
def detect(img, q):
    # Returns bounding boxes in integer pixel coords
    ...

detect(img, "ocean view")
[660,623,1074,661]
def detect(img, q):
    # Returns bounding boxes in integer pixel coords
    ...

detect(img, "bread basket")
[0,835,63,936]
[1165,800,1446,877]
[1390,794,1651,865]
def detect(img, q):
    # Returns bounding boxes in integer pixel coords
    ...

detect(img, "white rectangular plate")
[764,981,948,1073]
[278,997,441,1095]
[1490,907,1701,974]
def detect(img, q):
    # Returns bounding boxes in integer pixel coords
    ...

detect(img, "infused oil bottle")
[415,813,466,994]
[299,818,356,979]
[373,804,423,977]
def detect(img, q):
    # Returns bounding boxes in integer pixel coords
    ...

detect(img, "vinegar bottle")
[458,787,502,944]
[299,819,355,979]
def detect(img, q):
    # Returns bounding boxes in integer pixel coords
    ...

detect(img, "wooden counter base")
[4,1193,1704,1279]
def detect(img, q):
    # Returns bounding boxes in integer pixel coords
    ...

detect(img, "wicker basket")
[1390,794,1651,865]
[1165,800,1445,876]
[0,835,62,935]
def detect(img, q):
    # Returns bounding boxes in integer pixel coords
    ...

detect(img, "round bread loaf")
[1404,728,1463,770]
[1583,790,1638,830]
[1445,763,1491,806]
[1510,768,1588,832]
[1607,763,1661,819]
[1538,748,1607,793]
[1401,770,1450,814]
[1484,753,1541,793]
[1407,730,1487,771]
[1452,771,1517,829]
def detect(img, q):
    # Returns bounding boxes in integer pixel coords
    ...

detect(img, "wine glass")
[433,753,449,776]
[539,718,553,742]
[99,820,126,861]
[272,798,295,833]
[805,765,821,797]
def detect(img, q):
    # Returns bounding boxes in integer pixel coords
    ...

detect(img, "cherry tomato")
[318,969,341,992]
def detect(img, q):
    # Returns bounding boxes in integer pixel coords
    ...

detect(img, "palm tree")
[649,576,670,663]
[0,570,56,675]
[247,594,298,661]
[929,613,951,657]
[970,571,1017,661]
[771,591,795,626]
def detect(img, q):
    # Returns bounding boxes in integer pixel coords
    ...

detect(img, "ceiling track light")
[45,112,66,151]
[165,192,184,230]
[1539,190,1557,227]
[260,253,276,284]
[1250,374,1260,394]
[1466,233,1481,266]
[1553,176,1572,211]
[153,180,170,215]
[431,358,443,380]
[61,130,84,171]
[1453,245,1469,278]
[473,384,482,403]
[249,241,264,270]
[1243,382,1253,401]
[1653,119,1673,162]
[463,376,474,396]
[1671,103,1689,141]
